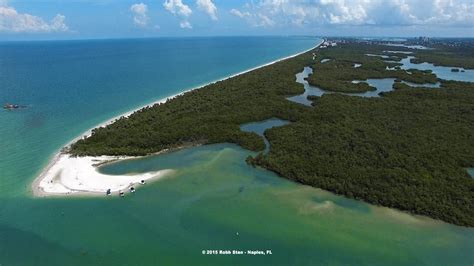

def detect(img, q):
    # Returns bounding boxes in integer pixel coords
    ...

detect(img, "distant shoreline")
[31,39,323,197]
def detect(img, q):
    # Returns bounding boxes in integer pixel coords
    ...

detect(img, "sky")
[0,0,473,41]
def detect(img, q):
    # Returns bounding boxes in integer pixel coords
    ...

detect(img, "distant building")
[320,40,337,49]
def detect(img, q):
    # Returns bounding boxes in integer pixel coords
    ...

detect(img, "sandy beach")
[32,40,323,197]
[34,154,174,197]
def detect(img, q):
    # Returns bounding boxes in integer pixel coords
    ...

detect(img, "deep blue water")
[0,36,318,196]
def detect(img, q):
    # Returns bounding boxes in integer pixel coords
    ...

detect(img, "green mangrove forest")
[70,41,474,227]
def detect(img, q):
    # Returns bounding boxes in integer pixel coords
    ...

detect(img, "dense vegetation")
[70,41,474,227]
[70,51,312,156]
[250,81,474,226]
[411,44,474,69]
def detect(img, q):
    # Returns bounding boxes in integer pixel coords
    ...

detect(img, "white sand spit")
[35,154,172,196]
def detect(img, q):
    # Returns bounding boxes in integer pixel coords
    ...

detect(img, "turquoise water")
[1,37,473,265]
[2,144,472,265]
[0,36,317,197]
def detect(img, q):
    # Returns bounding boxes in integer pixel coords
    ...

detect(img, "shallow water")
[289,52,466,107]
[287,67,324,106]
[384,50,413,54]
[351,78,396,97]
[287,67,401,106]
[240,118,290,153]
[399,56,474,82]
[403,81,441,88]
[3,144,470,265]
[386,44,431,50]
[468,168,474,178]
[366,53,390,59]
[355,79,441,91]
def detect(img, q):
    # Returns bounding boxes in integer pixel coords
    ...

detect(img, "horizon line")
[0,35,473,43]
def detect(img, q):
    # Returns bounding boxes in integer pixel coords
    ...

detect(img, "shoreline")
[33,154,175,197]
[31,39,323,197]
[66,39,324,148]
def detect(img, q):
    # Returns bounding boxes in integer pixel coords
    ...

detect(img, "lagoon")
[240,118,290,153]
[399,56,474,82]
[287,67,407,106]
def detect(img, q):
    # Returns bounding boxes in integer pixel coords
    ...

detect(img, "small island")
[37,39,474,227]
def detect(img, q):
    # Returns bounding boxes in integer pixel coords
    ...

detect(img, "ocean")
[0,37,472,265]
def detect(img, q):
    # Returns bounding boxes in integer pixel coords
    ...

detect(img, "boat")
[119,191,125,197]
[130,187,135,193]
[3,103,20,110]
[140,180,146,185]
[106,189,111,196]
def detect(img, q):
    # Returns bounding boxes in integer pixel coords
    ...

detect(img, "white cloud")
[130,3,149,27]
[50,14,68,31]
[230,9,250,19]
[417,0,474,26]
[231,0,474,28]
[319,0,368,25]
[256,14,275,27]
[163,0,192,28]
[0,2,68,33]
[164,0,192,17]
[180,20,192,28]
[230,8,275,27]
[197,0,217,20]
[230,8,250,18]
